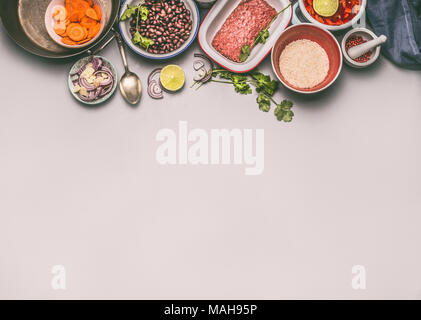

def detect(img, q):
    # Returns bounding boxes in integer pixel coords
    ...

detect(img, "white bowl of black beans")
[119,0,199,59]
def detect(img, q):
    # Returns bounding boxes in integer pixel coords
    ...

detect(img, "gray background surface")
[1,17,421,299]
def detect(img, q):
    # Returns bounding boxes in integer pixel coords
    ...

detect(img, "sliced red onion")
[193,67,208,82]
[70,67,84,77]
[99,84,113,97]
[100,66,113,75]
[92,57,103,71]
[79,77,96,91]
[148,80,163,99]
[94,87,102,99]
[193,53,214,83]
[78,92,94,101]
[94,71,113,87]
[148,68,162,85]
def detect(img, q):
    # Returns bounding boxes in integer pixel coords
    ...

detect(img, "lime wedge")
[160,65,185,92]
[313,0,339,17]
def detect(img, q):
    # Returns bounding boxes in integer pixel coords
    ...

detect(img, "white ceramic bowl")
[119,0,199,60]
[298,0,367,31]
[341,27,381,68]
[45,0,105,49]
[198,0,293,73]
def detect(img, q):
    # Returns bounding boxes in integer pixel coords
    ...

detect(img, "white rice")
[279,39,329,89]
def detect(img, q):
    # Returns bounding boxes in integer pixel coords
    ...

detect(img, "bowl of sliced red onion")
[68,56,117,105]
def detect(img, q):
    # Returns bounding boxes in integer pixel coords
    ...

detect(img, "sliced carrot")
[80,16,97,29]
[93,4,102,21]
[68,11,79,22]
[67,23,86,41]
[65,0,77,18]
[82,26,88,39]
[87,22,100,39]
[60,0,101,45]
[77,38,91,45]
[54,28,66,36]
[62,37,77,45]
[85,7,98,20]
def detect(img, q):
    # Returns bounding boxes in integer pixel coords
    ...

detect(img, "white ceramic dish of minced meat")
[198,0,293,73]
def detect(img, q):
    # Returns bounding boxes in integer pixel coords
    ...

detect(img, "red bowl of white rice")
[271,23,342,94]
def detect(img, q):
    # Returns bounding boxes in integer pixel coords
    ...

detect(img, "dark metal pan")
[0,0,120,59]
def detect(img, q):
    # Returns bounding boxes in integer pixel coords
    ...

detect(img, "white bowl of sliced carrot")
[45,0,104,48]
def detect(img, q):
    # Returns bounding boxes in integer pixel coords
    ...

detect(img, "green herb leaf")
[251,71,278,97]
[139,6,149,21]
[255,29,270,44]
[213,70,234,80]
[257,94,271,112]
[232,74,251,94]
[132,31,155,50]
[233,81,252,95]
[120,4,138,21]
[239,45,251,62]
[274,100,294,122]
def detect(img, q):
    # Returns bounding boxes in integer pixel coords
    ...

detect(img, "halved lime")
[313,0,339,17]
[160,65,185,92]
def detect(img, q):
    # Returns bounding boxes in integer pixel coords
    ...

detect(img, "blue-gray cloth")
[367,0,421,69]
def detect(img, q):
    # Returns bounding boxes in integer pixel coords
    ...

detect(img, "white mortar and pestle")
[341,28,387,68]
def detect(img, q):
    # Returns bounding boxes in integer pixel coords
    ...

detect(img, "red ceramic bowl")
[271,23,342,94]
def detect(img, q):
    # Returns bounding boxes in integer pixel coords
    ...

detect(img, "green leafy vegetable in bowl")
[120,1,155,50]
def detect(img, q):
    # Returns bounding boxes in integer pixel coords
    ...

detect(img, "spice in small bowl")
[345,36,372,63]
[341,28,382,68]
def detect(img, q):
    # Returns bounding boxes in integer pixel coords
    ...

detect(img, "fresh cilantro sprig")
[120,2,148,22]
[132,32,155,50]
[239,45,251,63]
[251,71,278,96]
[120,1,154,50]
[239,3,291,62]
[275,100,294,122]
[193,68,294,123]
[257,94,271,112]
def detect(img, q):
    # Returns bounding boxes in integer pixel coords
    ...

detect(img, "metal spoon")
[113,29,142,105]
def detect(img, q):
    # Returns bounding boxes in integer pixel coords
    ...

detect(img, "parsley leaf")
[257,94,271,112]
[251,71,278,97]
[139,6,149,21]
[255,29,270,44]
[231,74,251,94]
[214,70,235,80]
[274,100,294,122]
[132,31,155,50]
[120,4,138,21]
[239,45,251,62]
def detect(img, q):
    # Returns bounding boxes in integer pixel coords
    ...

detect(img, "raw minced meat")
[212,0,277,63]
